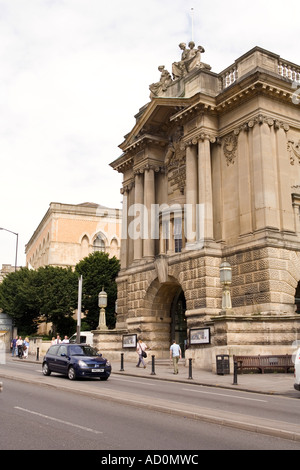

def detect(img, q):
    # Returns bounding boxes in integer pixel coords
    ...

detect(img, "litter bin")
[216,354,230,375]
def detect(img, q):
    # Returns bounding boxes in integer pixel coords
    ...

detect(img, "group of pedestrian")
[136,338,182,374]
[51,335,69,345]
[11,335,29,359]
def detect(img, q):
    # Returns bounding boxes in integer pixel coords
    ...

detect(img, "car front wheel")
[42,362,51,376]
[67,366,76,380]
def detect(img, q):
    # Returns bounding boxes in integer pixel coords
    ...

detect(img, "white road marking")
[112,376,156,386]
[14,406,102,434]
[182,388,267,402]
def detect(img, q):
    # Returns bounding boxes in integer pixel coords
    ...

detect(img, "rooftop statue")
[149,65,173,99]
[172,41,205,79]
[149,41,210,99]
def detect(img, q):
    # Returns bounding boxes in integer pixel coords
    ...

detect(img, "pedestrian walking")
[11,336,18,357]
[136,339,148,368]
[55,335,61,344]
[16,336,23,359]
[23,337,29,358]
[170,339,182,374]
[62,335,69,343]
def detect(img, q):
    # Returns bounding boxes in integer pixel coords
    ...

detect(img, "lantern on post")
[98,287,108,330]
[220,261,232,312]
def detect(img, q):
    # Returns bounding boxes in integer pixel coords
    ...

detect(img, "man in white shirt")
[170,340,182,374]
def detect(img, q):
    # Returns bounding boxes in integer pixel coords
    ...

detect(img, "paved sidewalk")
[4,353,297,397]
[111,357,297,397]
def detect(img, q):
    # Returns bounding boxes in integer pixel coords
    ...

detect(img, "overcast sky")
[0,0,299,267]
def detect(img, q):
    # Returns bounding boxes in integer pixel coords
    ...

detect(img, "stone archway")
[144,278,186,357]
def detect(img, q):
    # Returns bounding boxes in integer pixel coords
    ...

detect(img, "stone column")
[252,122,280,231]
[120,187,128,269]
[198,136,214,241]
[238,127,253,235]
[143,167,155,259]
[133,171,144,261]
[275,124,294,232]
[185,142,198,247]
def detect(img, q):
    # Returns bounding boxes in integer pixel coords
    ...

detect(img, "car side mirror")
[97,353,102,357]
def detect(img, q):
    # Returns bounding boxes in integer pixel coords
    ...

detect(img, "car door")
[55,345,69,374]
[45,345,61,372]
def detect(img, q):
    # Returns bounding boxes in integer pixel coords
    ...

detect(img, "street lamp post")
[0,228,18,271]
[220,260,232,312]
[98,287,108,330]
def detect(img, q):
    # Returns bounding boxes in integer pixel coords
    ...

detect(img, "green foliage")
[0,266,78,336]
[0,252,120,336]
[0,268,40,336]
[75,251,120,329]
[34,266,78,335]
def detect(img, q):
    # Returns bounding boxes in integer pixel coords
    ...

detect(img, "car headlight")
[78,360,88,368]
[106,361,111,367]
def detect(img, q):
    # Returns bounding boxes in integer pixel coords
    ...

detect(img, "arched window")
[93,234,105,252]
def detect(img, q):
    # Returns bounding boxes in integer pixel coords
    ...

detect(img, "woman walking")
[136,339,148,368]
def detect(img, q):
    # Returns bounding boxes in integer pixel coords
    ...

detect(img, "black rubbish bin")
[216,354,230,375]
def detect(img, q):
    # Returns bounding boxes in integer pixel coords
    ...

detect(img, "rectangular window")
[174,218,182,253]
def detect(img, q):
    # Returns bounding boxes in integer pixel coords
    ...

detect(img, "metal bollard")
[233,361,238,385]
[0,381,3,392]
[36,347,39,362]
[151,355,156,375]
[120,352,124,371]
[188,358,193,379]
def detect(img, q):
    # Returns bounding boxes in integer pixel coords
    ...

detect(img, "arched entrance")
[170,289,187,357]
[146,279,187,357]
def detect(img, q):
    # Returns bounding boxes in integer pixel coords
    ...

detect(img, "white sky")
[0,0,299,267]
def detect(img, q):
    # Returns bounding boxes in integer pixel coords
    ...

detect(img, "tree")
[35,266,78,336]
[0,266,79,337]
[0,268,40,336]
[75,252,120,329]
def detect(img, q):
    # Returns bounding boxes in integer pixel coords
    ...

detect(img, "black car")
[42,343,111,381]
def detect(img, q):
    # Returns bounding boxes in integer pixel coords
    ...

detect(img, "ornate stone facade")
[107,45,300,370]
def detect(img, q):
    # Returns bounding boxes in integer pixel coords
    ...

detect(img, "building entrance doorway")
[170,289,187,357]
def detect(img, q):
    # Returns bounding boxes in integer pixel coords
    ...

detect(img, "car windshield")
[69,345,99,357]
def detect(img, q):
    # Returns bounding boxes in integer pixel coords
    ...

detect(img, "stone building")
[107,44,300,370]
[25,202,122,269]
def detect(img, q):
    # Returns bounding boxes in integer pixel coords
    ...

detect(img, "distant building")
[0,264,20,283]
[25,202,122,269]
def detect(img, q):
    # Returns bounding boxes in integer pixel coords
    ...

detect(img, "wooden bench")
[233,354,294,374]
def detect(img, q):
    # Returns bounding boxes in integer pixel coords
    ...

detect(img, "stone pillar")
[133,172,144,261]
[120,188,128,269]
[238,128,253,235]
[185,143,198,246]
[143,167,155,259]
[252,122,280,231]
[275,124,294,232]
[198,136,214,241]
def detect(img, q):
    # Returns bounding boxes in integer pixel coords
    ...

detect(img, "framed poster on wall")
[122,334,137,348]
[189,327,210,345]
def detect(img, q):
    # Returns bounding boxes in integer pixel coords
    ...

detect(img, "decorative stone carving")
[223,133,238,165]
[172,41,206,79]
[149,65,173,99]
[149,42,209,98]
[288,140,300,165]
